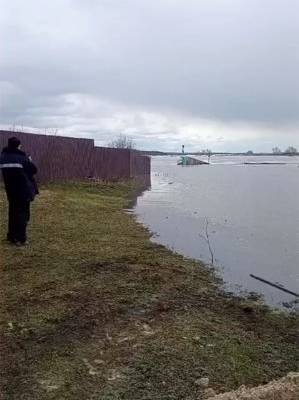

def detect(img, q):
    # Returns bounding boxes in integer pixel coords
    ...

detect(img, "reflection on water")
[134,155,299,309]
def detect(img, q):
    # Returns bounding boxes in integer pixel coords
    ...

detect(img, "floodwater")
[134,155,299,309]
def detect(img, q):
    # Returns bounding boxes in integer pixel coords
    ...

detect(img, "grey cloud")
[0,0,298,150]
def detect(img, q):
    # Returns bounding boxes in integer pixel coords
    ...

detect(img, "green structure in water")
[178,155,209,165]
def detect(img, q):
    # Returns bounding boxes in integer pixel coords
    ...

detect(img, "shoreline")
[1,182,298,399]
[133,204,298,313]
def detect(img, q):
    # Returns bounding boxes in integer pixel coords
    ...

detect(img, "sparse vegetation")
[272,146,298,155]
[284,146,298,155]
[0,182,298,399]
[108,134,135,149]
[272,147,282,154]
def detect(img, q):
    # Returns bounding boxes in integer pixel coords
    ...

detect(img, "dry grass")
[0,182,298,400]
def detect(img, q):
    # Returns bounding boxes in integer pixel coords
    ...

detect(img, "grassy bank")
[0,182,298,400]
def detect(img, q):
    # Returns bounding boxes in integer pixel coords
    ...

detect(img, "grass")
[0,182,298,400]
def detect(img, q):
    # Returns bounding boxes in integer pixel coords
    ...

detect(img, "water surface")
[134,155,299,308]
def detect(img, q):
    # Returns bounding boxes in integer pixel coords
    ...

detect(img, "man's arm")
[22,156,38,176]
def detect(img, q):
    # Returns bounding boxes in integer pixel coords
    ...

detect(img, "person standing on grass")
[0,137,38,246]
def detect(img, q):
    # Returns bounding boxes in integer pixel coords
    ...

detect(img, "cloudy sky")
[0,0,298,152]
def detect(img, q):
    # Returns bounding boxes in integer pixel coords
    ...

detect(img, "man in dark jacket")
[0,137,38,246]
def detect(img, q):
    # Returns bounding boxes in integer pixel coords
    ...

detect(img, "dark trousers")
[7,200,30,243]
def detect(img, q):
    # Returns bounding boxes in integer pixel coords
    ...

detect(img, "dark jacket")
[0,147,38,202]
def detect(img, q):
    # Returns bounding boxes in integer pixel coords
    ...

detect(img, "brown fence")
[130,150,151,184]
[0,130,151,186]
[91,147,131,181]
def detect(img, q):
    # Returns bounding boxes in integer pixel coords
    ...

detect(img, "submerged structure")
[178,155,209,165]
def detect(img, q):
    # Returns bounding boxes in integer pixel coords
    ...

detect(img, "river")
[134,155,299,309]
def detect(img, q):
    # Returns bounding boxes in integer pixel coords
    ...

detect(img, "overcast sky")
[0,0,298,151]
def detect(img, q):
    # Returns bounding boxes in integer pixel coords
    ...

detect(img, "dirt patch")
[207,372,299,400]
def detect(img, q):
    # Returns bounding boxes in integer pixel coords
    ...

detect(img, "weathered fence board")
[130,150,151,186]
[92,147,131,181]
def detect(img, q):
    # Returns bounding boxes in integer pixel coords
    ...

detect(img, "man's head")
[8,137,21,150]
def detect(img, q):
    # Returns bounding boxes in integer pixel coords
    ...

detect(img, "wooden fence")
[0,130,151,186]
